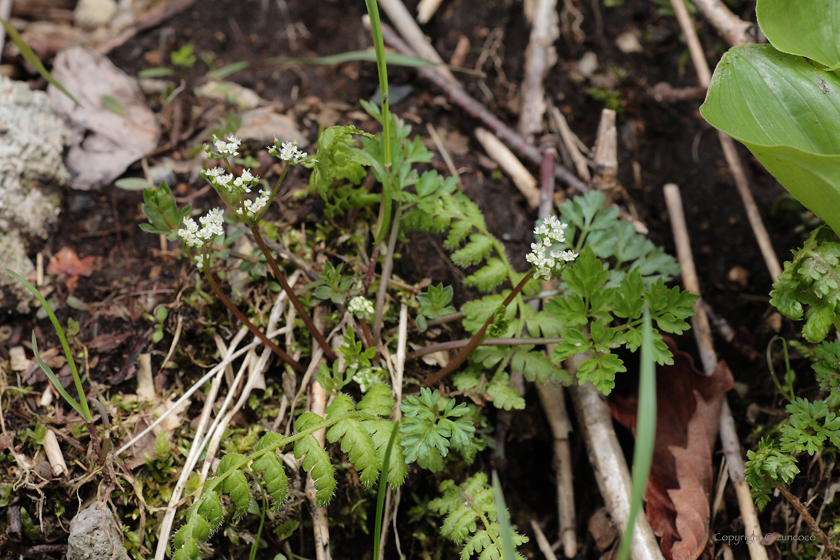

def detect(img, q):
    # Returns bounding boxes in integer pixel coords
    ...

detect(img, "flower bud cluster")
[347,296,374,319]
[527,215,578,280]
[267,139,308,164]
[178,209,225,270]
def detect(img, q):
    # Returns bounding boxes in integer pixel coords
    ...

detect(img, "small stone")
[615,31,643,54]
[765,312,783,333]
[67,504,130,560]
[74,0,117,30]
[9,346,29,372]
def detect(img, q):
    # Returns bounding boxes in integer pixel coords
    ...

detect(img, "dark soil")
[0,0,815,559]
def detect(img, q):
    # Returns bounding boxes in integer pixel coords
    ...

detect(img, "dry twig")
[669,0,781,281]
[518,0,559,143]
[663,183,769,560]
[688,0,754,48]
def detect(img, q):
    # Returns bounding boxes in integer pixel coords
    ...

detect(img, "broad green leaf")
[701,44,840,234]
[757,0,840,69]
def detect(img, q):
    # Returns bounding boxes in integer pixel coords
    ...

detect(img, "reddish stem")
[423,270,534,386]
[205,271,305,372]
[250,227,338,362]
[774,482,840,559]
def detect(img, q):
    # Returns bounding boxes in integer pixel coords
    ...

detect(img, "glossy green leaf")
[757,0,840,69]
[701,44,840,234]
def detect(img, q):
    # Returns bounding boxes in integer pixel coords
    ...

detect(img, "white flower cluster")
[211,134,241,157]
[347,296,374,319]
[202,167,259,195]
[241,190,270,220]
[178,208,225,262]
[353,367,384,393]
[268,139,308,164]
[527,215,578,280]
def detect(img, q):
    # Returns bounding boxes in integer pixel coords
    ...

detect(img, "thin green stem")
[204,270,305,372]
[365,0,393,246]
[373,421,400,560]
[250,226,338,362]
[373,205,403,343]
[255,162,290,224]
[423,270,535,386]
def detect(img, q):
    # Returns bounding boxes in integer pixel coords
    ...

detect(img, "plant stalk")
[204,270,305,372]
[423,270,534,386]
[407,336,565,361]
[774,482,840,559]
[251,226,338,362]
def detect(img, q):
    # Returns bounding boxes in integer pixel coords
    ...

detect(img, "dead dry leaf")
[47,247,100,278]
[610,337,733,560]
[48,46,160,189]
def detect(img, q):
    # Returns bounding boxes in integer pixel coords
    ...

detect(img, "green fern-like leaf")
[325,394,382,487]
[445,219,474,250]
[250,447,289,510]
[485,373,525,411]
[429,473,529,559]
[356,383,395,417]
[216,453,251,517]
[451,234,494,267]
[294,434,336,506]
[364,418,408,486]
[465,258,507,291]
[511,347,568,385]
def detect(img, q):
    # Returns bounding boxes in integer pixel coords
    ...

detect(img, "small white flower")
[211,134,241,157]
[528,215,576,279]
[347,296,375,319]
[268,139,308,164]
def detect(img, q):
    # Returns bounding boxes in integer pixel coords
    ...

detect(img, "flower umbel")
[268,139,308,164]
[347,296,375,319]
[210,134,241,157]
[241,190,270,221]
[178,209,225,270]
[527,215,577,280]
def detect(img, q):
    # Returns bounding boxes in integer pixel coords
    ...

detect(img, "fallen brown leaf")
[610,337,733,560]
[47,247,100,278]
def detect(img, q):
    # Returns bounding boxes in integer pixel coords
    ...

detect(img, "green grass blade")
[0,18,80,106]
[616,306,656,560]
[30,332,87,418]
[373,421,400,560]
[492,471,517,560]
[6,268,91,421]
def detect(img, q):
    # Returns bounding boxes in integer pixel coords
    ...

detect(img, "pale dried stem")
[307,331,331,560]
[426,122,462,187]
[548,106,591,183]
[518,0,559,143]
[43,429,68,477]
[153,327,249,560]
[592,110,618,196]
[371,18,589,194]
[569,359,664,560]
[663,183,769,560]
[530,519,560,560]
[669,0,782,281]
[415,0,443,24]
[373,208,402,342]
[475,127,540,210]
[370,0,459,85]
[688,0,753,48]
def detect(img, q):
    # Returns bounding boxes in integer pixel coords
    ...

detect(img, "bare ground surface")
[0,0,824,559]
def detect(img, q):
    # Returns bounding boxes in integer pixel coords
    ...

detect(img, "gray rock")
[0,77,68,312]
[0,76,67,239]
[67,504,130,560]
[0,231,36,313]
